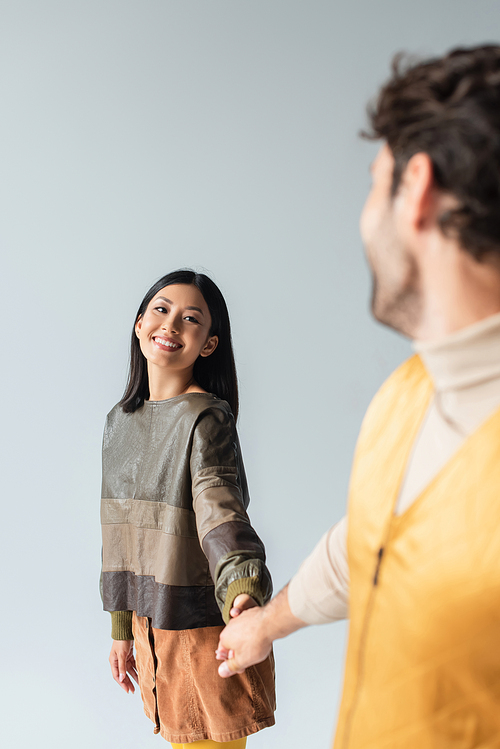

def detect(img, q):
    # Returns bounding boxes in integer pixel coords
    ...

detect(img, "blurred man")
[217,45,500,748]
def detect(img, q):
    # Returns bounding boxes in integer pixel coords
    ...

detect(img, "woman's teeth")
[155,338,180,349]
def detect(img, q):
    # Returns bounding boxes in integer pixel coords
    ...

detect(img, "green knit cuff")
[110,610,134,640]
[222,577,264,624]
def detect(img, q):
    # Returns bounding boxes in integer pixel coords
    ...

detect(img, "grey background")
[1,1,497,747]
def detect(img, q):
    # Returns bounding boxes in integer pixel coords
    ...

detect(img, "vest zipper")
[373,547,384,585]
[341,545,386,749]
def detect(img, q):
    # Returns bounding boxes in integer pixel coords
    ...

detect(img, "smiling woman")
[120,270,238,416]
[100,270,276,747]
[134,284,219,401]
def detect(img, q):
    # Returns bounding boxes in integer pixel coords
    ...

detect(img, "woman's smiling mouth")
[153,336,182,351]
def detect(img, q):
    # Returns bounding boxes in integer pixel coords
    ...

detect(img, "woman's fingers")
[109,640,136,693]
[117,648,128,683]
[109,649,120,680]
[228,595,259,620]
[126,674,136,693]
[127,656,139,684]
[232,594,258,612]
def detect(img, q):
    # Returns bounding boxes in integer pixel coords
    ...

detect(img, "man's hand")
[109,640,139,693]
[216,585,308,678]
[216,606,272,677]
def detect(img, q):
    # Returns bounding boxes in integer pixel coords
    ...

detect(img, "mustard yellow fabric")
[335,355,500,749]
[171,740,247,748]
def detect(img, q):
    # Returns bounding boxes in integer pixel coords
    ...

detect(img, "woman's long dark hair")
[119,270,239,419]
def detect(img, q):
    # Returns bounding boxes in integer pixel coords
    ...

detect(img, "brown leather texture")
[203,521,272,613]
[101,394,272,629]
[104,571,224,630]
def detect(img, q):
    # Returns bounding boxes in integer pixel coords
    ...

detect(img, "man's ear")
[398,152,435,231]
[200,335,219,357]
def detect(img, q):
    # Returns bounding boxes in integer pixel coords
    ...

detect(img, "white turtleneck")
[288,313,500,625]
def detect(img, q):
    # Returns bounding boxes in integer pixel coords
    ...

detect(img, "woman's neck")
[147,365,205,402]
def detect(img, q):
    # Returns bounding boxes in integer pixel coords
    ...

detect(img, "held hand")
[230,593,259,618]
[215,593,259,673]
[215,607,272,678]
[109,640,139,694]
[215,594,260,662]
[215,585,307,679]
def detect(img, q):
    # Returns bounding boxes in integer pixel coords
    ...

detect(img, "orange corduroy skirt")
[132,613,276,744]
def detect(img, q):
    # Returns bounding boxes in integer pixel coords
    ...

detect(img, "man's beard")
[370,256,422,339]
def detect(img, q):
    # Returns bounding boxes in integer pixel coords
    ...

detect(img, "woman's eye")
[155,306,168,313]
[184,316,200,324]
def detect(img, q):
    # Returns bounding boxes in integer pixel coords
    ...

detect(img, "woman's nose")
[162,315,180,334]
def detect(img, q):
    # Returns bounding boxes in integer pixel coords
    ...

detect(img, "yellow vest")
[334,356,500,749]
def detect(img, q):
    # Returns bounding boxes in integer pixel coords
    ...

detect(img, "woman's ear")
[135,316,142,338]
[200,335,219,357]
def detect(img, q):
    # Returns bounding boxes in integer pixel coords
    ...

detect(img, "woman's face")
[135,284,218,373]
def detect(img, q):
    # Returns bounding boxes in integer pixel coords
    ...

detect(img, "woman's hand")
[109,640,139,694]
[229,593,259,618]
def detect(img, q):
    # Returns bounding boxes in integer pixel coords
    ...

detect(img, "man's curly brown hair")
[365,45,500,260]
